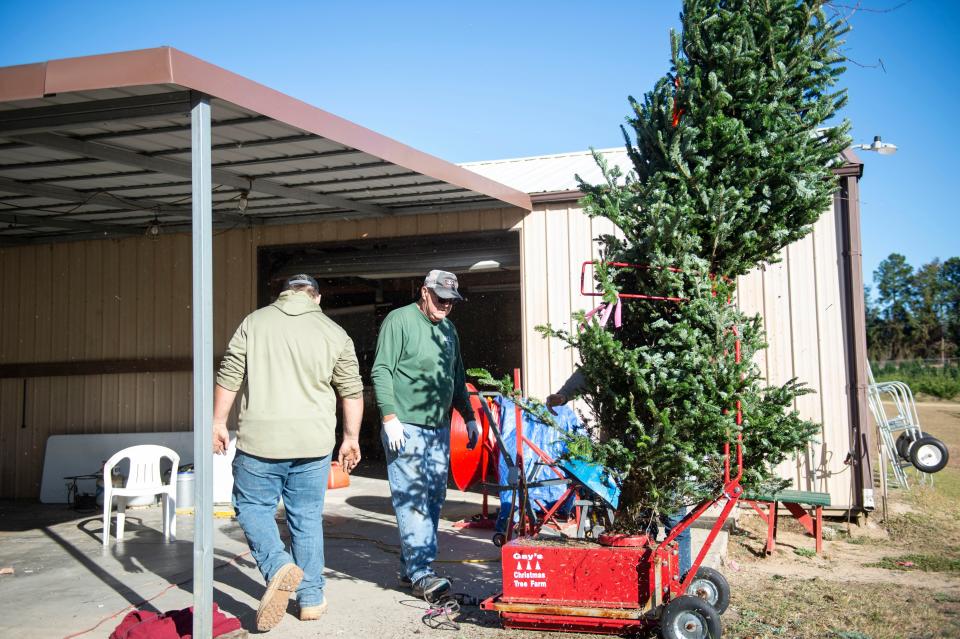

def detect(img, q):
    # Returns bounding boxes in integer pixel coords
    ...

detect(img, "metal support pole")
[191,95,214,639]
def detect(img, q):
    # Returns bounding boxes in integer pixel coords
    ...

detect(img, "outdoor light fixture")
[856,135,897,155]
[469,259,501,271]
[145,215,161,239]
[237,190,250,213]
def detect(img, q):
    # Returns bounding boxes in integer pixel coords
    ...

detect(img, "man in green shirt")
[371,269,479,602]
[213,274,363,631]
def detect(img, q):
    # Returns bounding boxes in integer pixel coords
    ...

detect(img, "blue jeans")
[662,510,692,577]
[231,450,331,607]
[381,422,450,583]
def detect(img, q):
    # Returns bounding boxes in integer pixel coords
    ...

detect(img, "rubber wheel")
[660,595,722,639]
[910,436,949,473]
[492,533,506,547]
[895,432,915,461]
[685,566,730,614]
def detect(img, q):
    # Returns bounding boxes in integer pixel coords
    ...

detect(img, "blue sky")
[0,1,956,287]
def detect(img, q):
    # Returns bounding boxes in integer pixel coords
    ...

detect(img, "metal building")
[0,48,871,634]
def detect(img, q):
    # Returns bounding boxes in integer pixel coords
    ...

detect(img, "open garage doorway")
[257,230,522,461]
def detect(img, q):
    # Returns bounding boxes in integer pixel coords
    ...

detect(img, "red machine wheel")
[685,566,730,614]
[659,595,721,639]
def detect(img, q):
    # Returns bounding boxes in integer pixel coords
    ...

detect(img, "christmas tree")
[542,0,851,531]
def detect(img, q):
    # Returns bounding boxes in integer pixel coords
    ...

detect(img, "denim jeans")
[662,509,692,577]
[232,450,331,607]
[381,422,450,583]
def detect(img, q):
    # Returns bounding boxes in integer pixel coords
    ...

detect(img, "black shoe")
[398,573,412,588]
[412,574,451,602]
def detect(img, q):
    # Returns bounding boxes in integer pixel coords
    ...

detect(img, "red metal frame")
[660,436,743,597]
[482,438,744,634]
[505,368,583,541]
[457,368,584,537]
[482,261,750,634]
[742,499,824,555]
[453,390,499,529]
[580,261,686,303]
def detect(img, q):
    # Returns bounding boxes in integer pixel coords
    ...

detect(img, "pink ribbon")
[582,296,622,329]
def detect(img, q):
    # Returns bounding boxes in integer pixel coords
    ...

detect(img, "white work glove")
[383,417,406,452]
[466,420,480,450]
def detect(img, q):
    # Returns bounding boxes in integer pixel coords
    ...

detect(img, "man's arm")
[450,329,476,422]
[331,337,364,472]
[546,368,587,414]
[212,384,237,454]
[370,314,403,422]
[338,396,363,473]
[213,319,247,453]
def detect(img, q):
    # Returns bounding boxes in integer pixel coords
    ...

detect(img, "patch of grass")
[918,467,960,506]
[727,577,960,639]
[869,554,960,573]
[793,547,816,558]
[934,592,960,603]
[843,535,876,546]
[883,510,938,541]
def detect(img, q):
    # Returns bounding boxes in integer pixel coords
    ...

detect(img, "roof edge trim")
[0,47,532,212]
[166,48,531,211]
[0,62,48,102]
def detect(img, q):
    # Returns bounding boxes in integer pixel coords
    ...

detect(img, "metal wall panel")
[520,202,856,510]
[739,206,853,508]
[520,204,625,399]
[0,201,852,505]
[0,207,521,498]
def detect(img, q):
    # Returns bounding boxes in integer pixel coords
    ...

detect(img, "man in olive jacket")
[213,274,363,631]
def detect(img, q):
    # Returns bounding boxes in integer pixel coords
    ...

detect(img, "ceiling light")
[238,190,249,213]
[145,215,161,240]
[469,259,501,271]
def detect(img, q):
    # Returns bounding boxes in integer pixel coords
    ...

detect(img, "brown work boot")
[299,597,328,621]
[256,563,303,631]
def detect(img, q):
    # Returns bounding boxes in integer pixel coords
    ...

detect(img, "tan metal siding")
[0,208,521,498]
[520,203,624,398]
[520,202,856,509]
[741,206,853,508]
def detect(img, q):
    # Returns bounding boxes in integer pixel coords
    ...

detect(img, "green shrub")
[873,362,960,400]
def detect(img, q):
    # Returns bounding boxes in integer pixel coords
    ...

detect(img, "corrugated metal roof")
[459,147,633,195]
[0,48,532,245]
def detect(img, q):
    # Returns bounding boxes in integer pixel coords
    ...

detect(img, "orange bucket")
[327,461,350,490]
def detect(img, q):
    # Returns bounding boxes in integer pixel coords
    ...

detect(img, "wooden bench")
[742,489,831,555]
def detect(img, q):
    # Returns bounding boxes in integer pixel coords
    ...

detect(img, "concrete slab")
[0,469,727,638]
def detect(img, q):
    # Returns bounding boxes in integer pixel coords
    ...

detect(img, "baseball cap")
[424,269,463,301]
[283,274,320,292]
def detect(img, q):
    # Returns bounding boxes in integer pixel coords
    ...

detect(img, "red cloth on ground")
[110,604,241,639]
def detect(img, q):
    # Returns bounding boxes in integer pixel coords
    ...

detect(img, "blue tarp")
[495,397,585,531]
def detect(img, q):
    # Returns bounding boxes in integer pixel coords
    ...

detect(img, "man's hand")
[213,421,230,455]
[383,416,406,452]
[545,393,567,416]
[466,420,481,450]
[338,439,361,474]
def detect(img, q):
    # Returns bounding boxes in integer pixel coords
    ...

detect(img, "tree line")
[867,253,960,364]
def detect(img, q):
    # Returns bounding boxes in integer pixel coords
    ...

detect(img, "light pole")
[855,134,897,522]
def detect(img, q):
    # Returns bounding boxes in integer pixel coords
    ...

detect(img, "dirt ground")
[721,399,960,639]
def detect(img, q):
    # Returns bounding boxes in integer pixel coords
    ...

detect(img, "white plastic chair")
[102,445,179,547]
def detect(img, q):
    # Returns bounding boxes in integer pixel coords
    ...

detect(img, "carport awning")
[0,47,532,245]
